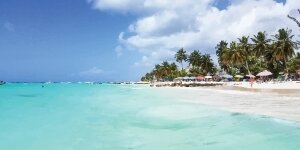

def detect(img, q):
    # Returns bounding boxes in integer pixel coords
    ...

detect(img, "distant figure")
[250,78,254,88]
[42,85,44,88]
[284,73,288,81]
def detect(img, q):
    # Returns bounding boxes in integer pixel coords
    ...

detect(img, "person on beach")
[250,78,254,88]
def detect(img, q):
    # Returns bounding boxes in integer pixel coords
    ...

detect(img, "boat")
[0,81,6,85]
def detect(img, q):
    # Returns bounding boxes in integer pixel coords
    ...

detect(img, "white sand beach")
[228,81,300,90]
[160,86,300,122]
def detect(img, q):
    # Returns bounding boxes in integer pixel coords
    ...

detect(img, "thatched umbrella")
[256,70,273,76]
[246,74,255,78]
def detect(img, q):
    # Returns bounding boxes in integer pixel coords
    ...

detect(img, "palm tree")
[153,64,162,80]
[237,36,251,74]
[161,61,170,80]
[169,62,179,79]
[188,50,202,67]
[287,52,300,73]
[272,28,298,72]
[251,32,271,70]
[175,48,188,71]
[216,41,229,71]
[222,41,246,68]
[251,31,271,57]
[141,72,154,81]
[201,54,214,74]
[170,62,177,70]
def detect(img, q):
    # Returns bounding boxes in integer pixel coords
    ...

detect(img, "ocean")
[0,83,299,150]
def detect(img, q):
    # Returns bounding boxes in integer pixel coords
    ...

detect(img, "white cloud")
[79,67,105,76]
[89,0,300,67]
[3,21,15,32]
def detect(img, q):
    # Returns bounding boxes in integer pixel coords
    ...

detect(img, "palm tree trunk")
[260,56,263,68]
[245,61,251,74]
[181,61,184,71]
[284,57,288,73]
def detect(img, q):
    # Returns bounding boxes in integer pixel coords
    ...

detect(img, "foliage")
[287,52,300,73]
[188,50,202,67]
[271,28,298,71]
[141,61,180,81]
[143,23,299,81]
[141,50,217,81]
[175,48,188,70]
[215,28,298,78]
[216,41,229,71]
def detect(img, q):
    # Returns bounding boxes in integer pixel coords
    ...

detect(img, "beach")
[159,85,300,122]
[228,81,300,90]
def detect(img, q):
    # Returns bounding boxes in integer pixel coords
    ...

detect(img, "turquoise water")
[0,83,300,150]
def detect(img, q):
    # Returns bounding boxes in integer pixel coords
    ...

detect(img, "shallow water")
[0,83,300,150]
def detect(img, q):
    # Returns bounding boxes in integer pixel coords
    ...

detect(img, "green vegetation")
[141,11,300,82]
[217,28,299,78]
[141,49,216,81]
[175,48,188,71]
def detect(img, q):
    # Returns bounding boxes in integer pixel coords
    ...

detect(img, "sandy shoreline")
[159,86,300,123]
[228,81,300,90]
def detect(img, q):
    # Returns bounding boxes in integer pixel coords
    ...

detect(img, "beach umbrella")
[196,76,204,80]
[183,76,189,80]
[221,74,233,79]
[205,75,212,79]
[189,77,196,80]
[246,74,255,78]
[234,75,243,78]
[256,70,273,76]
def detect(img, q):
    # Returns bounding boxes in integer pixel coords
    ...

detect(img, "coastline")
[227,81,300,90]
[150,81,300,90]
[157,86,300,123]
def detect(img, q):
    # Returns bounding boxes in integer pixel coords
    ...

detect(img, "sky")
[0,0,299,82]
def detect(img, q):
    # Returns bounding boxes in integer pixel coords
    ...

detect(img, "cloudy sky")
[0,0,299,82]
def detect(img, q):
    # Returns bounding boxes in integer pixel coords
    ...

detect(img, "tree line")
[216,28,299,77]
[141,28,300,82]
[141,12,300,82]
[141,49,216,81]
